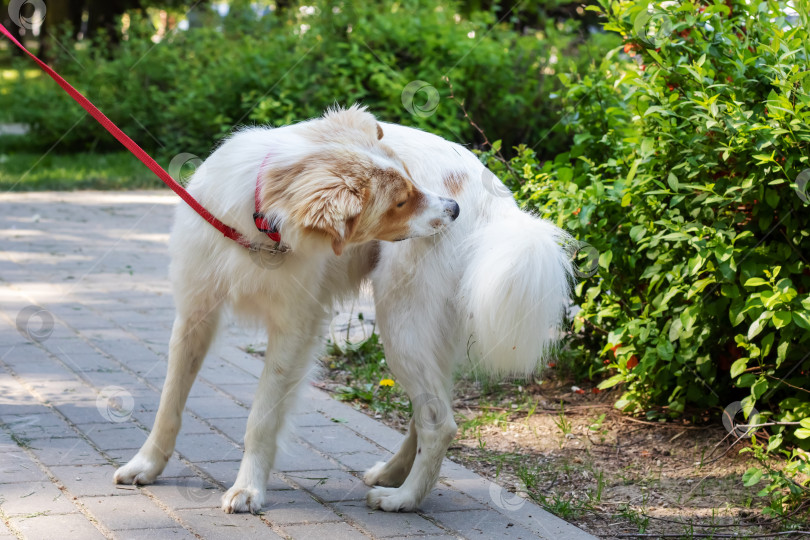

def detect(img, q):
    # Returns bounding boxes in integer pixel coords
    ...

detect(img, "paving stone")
[204,416,247,443]
[429,509,537,539]
[215,383,259,404]
[281,521,369,540]
[185,396,249,419]
[25,373,97,405]
[287,468,367,503]
[175,432,242,463]
[44,337,100,357]
[292,411,340,427]
[384,536,459,540]
[79,422,149,451]
[419,486,486,513]
[0,519,14,538]
[335,501,445,537]
[55,402,113,426]
[215,348,264,378]
[8,512,106,540]
[82,494,180,530]
[83,368,142,389]
[28,436,109,467]
[110,527,197,540]
[0,480,76,516]
[298,425,381,455]
[0,452,50,483]
[57,351,119,373]
[48,463,121,497]
[175,508,283,540]
[145,476,223,510]
[187,382,221,399]
[3,355,80,381]
[261,489,341,525]
[274,442,340,472]
[193,459,242,486]
[332,451,393,474]
[199,361,259,385]
[0,411,77,440]
[0,400,51,417]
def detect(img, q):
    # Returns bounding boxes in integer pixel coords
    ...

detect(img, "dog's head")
[259,106,459,255]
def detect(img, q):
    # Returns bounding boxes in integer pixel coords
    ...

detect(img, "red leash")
[0,26,280,248]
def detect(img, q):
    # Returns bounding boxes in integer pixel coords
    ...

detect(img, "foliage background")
[1,0,611,160]
[481,0,809,514]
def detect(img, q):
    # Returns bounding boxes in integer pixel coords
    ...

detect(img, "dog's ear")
[300,181,365,256]
[376,123,384,140]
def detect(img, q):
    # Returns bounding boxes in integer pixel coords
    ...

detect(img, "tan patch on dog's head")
[259,140,427,256]
[442,170,467,196]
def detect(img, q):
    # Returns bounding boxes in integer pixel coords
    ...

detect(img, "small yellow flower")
[379,378,395,387]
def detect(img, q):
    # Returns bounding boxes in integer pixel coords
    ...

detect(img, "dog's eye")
[396,200,407,208]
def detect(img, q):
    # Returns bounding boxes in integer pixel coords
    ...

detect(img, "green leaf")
[751,377,768,400]
[599,250,613,270]
[667,172,679,192]
[744,278,769,287]
[747,311,771,340]
[766,433,782,452]
[743,468,763,487]
[776,341,789,367]
[800,418,810,429]
[793,312,810,330]
[669,318,683,342]
[598,374,626,390]
[722,283,740,298]
[629,225,647,242]
[626,158,642,184]
[795,428,810,439]
[730,358,748,379]
[765,189,779,208]
[773,311,791,329]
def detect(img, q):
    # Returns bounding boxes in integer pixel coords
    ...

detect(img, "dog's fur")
[114,106,573,513]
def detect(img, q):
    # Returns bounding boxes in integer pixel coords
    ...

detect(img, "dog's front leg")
[366,391,457,511]
[114,305,221,485]
[221,335,314,514]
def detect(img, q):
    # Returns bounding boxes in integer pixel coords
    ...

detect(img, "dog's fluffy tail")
[458,211,574,376]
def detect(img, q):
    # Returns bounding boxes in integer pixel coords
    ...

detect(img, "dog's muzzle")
[442,198,460,220]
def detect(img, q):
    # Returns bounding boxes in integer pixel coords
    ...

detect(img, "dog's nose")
[443,198,460,220]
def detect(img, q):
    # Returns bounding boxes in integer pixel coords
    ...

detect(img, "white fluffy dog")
[114,105,573,513]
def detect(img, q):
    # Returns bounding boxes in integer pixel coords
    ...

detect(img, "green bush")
[485,0,809,455]
[4,0,609,159]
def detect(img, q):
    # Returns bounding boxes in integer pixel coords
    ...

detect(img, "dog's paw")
[363,461,407,487]
[366,486,418,512]
[221,486,265,514]
[113,453,164,485]
[363,461,389,486]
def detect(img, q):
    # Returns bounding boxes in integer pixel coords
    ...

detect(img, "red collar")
[253,154,282,243]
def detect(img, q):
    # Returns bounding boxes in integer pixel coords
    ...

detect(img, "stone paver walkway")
[0,191,595,540]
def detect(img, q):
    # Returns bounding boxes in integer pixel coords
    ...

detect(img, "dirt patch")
[315,360,809,539]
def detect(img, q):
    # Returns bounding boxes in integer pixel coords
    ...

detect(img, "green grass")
[326,333,411,417]
[0,150,165,191]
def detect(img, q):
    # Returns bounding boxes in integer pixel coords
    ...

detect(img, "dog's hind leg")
[221,327,317,514]
[365,373,457,512]
[114,297,222,485]
[363,418,417,487]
